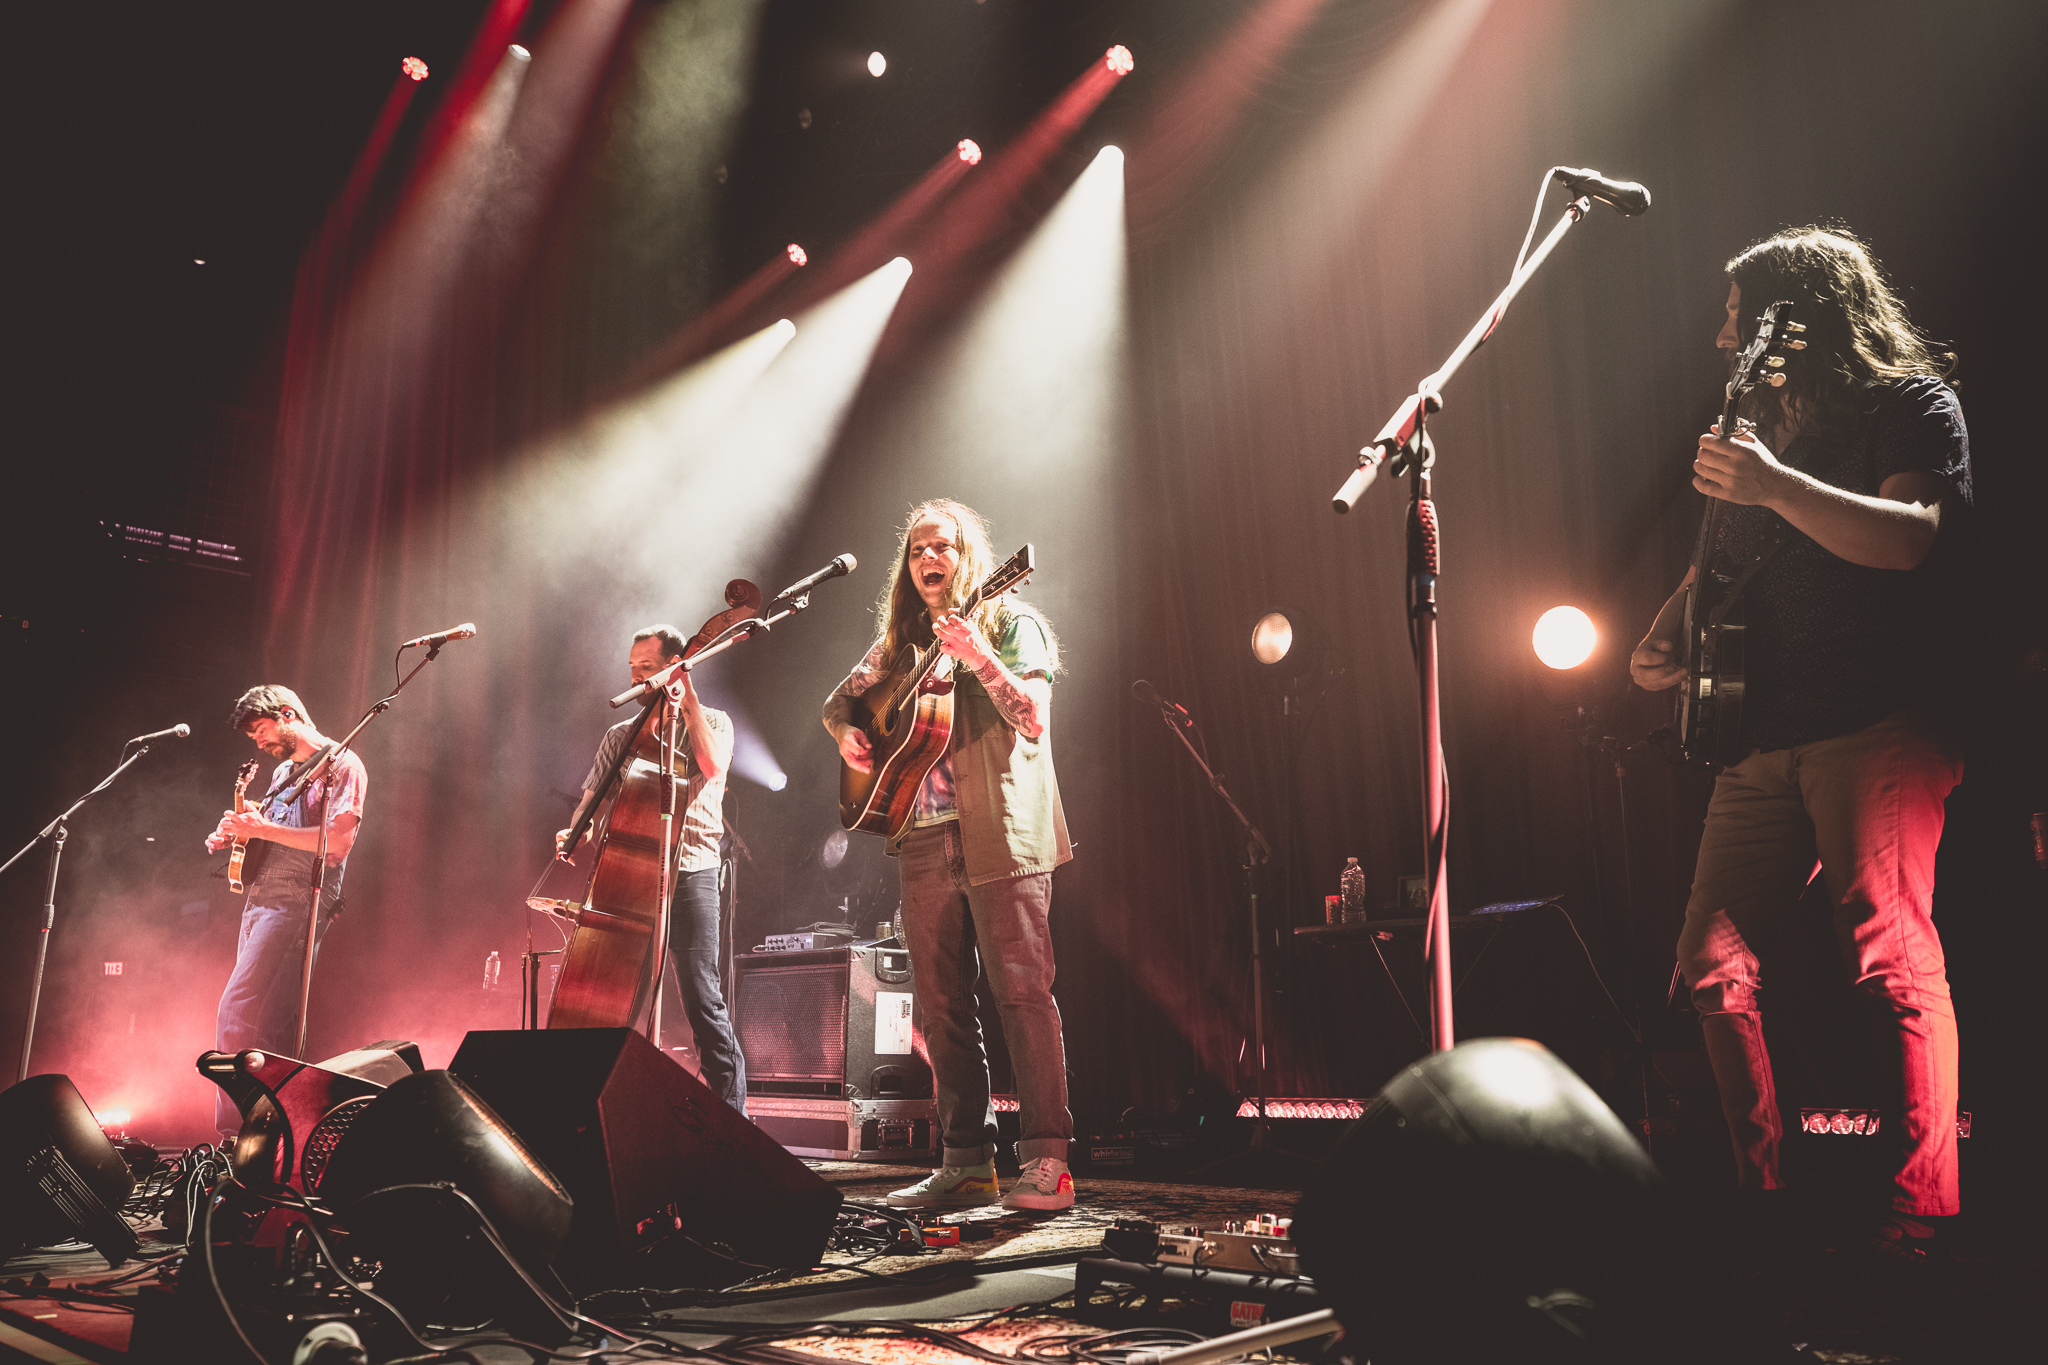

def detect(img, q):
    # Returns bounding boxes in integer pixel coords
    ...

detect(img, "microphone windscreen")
[1131,679,1162,706]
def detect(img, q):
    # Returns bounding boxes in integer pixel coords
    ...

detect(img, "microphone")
[1131,680,1191,723]
[1552,167,1651,216]
[772,554,856,601]
[400,622,477,649]
[128,724,191,745]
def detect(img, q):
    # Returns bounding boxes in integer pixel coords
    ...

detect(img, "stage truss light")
[1105,45,1135,76]
[1251,611,1294,666]
[957,138,982,166]
[1532,605,1596,670]
[867,51,887,78]
[401,56,429,82]
[787,242,809,266]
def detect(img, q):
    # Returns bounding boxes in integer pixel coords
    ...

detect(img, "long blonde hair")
[876,498,1059,671]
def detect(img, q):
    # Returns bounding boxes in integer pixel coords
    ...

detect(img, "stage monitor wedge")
[451,1027,842,1285]
[0,1074,138,1268]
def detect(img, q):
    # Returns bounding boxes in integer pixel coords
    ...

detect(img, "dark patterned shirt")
[1712,376,1970,753]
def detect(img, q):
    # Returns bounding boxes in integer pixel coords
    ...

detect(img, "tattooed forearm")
[972,659,1045,739]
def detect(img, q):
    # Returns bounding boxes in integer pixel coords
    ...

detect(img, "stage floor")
[2,1158,2041,1363]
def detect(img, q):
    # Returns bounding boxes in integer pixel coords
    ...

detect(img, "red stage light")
[401,56,430,82]
[1104,45,1134,76]
[786,243,808,267]
[956,139,982,166]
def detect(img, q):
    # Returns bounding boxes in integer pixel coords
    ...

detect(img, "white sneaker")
[1002,1157,1075,1211]
[885,1162,999,1209]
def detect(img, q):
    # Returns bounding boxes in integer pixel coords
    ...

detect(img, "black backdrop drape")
[4,1,2041,1206]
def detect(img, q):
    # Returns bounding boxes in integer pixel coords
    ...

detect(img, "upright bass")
[541,582,759,1030]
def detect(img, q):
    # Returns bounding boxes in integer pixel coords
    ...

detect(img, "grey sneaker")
[1002,1157,1075,1211]
[885,1161,999,1209]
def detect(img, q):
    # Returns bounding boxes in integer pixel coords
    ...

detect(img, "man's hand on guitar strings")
[837,726,874,775]
[1631,637,1688,692]
[932,612,996,675]
[1694,419,1790,507]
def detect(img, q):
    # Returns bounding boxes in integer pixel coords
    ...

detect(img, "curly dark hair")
[229,685,312,732]
[1726,225,1954,431]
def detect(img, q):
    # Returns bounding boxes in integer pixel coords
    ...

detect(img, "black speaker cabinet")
[449,1027,841,1283]
[735,945,932,1100]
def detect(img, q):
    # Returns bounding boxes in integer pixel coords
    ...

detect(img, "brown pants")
[1677,710,1963,1215]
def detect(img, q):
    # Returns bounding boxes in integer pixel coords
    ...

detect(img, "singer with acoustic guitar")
[203,686,368,1139]
[823,499,1075,1212]
[1630,227,1970,1259]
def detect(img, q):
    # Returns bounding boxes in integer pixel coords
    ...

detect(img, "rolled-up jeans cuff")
[944,1143,995,1168]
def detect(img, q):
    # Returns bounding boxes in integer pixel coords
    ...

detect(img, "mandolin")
[838,545,1035,839]
[1676,299,1805,767]
[227,759,260,893]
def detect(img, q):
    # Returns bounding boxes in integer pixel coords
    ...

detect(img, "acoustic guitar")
[838,545,1035,839]
[1675,299,1805,767]
[227,759,261,894]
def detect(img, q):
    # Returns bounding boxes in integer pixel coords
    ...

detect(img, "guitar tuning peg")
[1784,321,1807,332]
[1764,373,1788,387]
[1785,339,1807,350]
[1764,355,1785,368]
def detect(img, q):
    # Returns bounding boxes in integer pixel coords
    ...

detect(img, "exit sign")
[103,962,123,976]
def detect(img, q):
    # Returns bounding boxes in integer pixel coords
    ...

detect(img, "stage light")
[1532,605,1596,669]
[768,772,788,791]
[508,44,530,62]
[1251,611,1294,665]
[91,1108,131,1128]
[867,51,887,78]
[957,138,982,165]
[1105,44,1135,76]
[822,828,849,870]
[787,242,808,266]
[401,56,429,82]
[886,254,912,278]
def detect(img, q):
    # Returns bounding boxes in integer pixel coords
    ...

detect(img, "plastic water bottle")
[483,950,501,990]
[1339,858,1367,924]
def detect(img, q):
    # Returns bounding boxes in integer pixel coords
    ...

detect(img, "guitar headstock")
[1726,300,1807,410]
[972,544,1035,607]
[234,759,260,797]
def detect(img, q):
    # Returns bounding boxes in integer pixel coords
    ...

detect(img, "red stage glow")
[402,56,430,82]
[1105,45,1135,76]
[957,138,982,165]
[93,1108,132,1128]
[786,243,808,266]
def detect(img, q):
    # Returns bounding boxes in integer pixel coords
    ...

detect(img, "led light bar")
[1799,1108,1971,1138]
[1235,1098,1367,1120]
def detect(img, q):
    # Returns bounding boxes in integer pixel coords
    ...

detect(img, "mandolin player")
[823,499,1076,1212]
[203,686,368,1139]
[555,625,747,1114]
[1630,227,1970,1259]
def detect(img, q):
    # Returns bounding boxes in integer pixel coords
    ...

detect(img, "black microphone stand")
[276,641,453,1058]
[1332,188,1597,1052]
[5,740,168,1083]
[1142,694,1308,1171]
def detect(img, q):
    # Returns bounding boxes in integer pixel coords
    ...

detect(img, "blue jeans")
[897,821,1070,1167]
[215,890,338,1133]
[668,867,747,1115]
